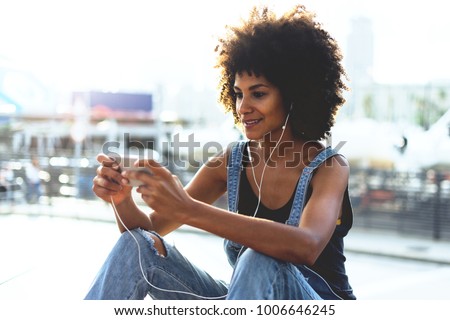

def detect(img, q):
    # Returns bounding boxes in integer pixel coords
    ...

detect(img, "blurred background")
[0,0,449,300]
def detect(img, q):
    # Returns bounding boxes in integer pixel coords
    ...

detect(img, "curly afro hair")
[215,5,348,141]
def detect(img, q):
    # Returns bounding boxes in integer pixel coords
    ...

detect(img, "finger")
[94,175,123,192]
[123,168,154,186]
[97,153,116,164]
[97,164,127,186]
[93,184,120,198]
[97,153,123,171]
[135,184,151,195]
[140,193,153,206]
[135,184,153,204]
[137,159,171,178]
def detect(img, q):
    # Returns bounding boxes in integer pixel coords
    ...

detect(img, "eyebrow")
[233,83,270,91]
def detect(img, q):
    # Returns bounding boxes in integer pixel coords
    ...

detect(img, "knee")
[119,229,167,257]
[228,250,287,299]
[234,249,282,277]
[238,249,276,268]
[148,233,167,257]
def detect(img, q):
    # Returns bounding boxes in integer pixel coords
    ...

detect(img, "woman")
[85,4,356,300]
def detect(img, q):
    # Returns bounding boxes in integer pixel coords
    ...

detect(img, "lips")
[243,119,262,128]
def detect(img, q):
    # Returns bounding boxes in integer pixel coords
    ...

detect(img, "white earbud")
[281,104,292,130]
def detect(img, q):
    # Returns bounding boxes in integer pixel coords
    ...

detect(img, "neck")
[251,127,292,162]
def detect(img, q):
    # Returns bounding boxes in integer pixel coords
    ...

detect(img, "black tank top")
[237,146,297,224]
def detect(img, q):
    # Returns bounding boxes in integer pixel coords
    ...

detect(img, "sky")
[0,0,448,165]
[1,0,450,94]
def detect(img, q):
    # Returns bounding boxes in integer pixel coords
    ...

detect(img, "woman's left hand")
[121,159,195,223]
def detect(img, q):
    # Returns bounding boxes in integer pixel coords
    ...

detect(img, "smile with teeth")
[243,119,262,127]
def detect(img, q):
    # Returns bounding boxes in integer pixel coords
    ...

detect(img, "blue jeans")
[85,228,323,300]
[85,144,349,300]
[85,229,227,300]
[228,249,323,299]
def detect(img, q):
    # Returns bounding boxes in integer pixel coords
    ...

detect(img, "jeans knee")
[229,250,319,300]
[232,249,283,281]
[120,229,167,257]
[147,232,167,257]
[238,249,276,269]
[228,250,287,299]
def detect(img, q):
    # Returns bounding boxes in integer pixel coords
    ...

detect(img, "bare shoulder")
[304,142,349,176]
[325,154,350,170]
[312,154,350,189]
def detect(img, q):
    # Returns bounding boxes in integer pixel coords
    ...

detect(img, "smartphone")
[122,167,153,187]
[109,154,153,187]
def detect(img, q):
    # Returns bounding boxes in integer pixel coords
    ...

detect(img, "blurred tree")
[414,86,448,130]
[363,93,375,119]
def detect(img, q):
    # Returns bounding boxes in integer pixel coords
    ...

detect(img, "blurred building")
[345,16,374,86]
[345,82,450,126]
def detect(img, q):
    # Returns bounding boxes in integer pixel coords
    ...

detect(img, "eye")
[234,91,243,99]
[253,91,266,98]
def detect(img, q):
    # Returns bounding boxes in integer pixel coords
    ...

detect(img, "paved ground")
[1,198,450,300]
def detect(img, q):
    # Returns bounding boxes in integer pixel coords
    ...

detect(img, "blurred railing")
[1,152,449,241]
[0,151,195,207]
[0,153,97,201]
[349,167,450,241]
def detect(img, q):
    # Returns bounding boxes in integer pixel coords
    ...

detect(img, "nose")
[236,95,252,116]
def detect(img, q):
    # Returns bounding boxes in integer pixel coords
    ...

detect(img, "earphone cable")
[248,111,291,218]
[110,196,228,300]
[235,112,291,260]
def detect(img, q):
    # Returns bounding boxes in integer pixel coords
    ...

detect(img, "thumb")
[97,153,115,164]
[137,159,171,178]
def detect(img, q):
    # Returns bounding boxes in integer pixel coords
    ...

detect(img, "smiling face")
[234,72,288,141]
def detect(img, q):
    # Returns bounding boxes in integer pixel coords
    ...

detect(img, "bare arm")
[186,156,348,265]
[92,154,153,233]
[94,149,229,235]
[125,154,349,265]
[136,150,229,236]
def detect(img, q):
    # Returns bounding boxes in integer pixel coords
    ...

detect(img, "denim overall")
[85,141,355,300]
[224,141,355,300]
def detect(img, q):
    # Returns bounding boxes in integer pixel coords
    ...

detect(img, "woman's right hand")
[92,153,133,204]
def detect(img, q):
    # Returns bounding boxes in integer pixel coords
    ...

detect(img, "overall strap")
[226,141,246,213]
[286,147,338,226]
